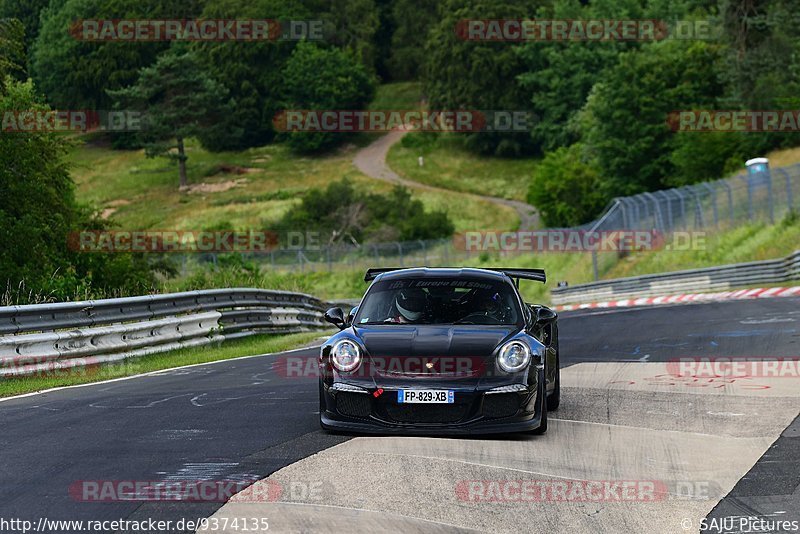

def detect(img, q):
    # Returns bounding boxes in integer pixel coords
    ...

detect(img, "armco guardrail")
[551,250,800,305]
[0,289,329,377]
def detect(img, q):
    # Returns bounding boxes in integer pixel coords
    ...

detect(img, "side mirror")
[347,306,359,325]
[535,306,557,325]
[324,307,346,329]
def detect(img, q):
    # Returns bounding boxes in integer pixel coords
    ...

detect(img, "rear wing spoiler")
[494,268,546,284]
[364,268,403,281]
[363,267,546,283]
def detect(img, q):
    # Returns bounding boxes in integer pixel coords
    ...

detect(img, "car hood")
[352,324,517,385]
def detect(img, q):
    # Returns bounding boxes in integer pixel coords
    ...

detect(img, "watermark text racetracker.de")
[456,19,719,41]
[70,18,323,41]
[455,479,722,503]
[1,110,142,133]
[69,230,278,254]
[67,230,333,253]
[273,109,535,133]
[668,357,800,379]
[669,110,800,132]
[455,230,706,253]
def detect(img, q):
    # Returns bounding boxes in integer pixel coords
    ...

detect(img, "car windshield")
[354,277,521,325]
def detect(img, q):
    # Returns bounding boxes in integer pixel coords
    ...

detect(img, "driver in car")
[386,287,428,323]
[459,289,505,322]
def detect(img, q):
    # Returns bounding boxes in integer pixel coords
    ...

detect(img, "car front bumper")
[320,373,545,435]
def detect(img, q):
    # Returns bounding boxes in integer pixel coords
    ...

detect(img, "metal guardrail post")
[551,250,800,305]
[739,175,754,221]
[701,183,719,228]
[620,199,630,229]
[633,194,651,230]
[643,192,663,231]
[778,168,794,214]
[655,190,673,231]
[0,288,330,376]
[691,186,705,229]
[767,170,775,224]
[586,200,620,281]
[720,180,734,226]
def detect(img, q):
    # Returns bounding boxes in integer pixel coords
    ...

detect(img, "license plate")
[397,389,454,404]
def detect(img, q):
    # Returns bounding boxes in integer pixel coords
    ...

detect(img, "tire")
[530,379,548,435]
[547,350,561,412]
[318,380,329,431]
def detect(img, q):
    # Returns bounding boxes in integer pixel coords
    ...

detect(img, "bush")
[275,179,454,244]
[527,144,608,227]
[0,77,156,303]
[668,132,749,187]
[281,42,376,153]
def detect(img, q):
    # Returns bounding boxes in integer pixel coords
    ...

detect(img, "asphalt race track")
[1,297,799,533]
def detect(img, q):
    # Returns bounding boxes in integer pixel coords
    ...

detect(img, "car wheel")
[547,350,560,412]
[530,378,548,435]
[318,380,328,431]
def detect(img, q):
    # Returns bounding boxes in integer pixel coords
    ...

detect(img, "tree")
[386,0,438,80]
[109,46,235,188]
[518,43,619,154]
[668,131,748,187]
[373,0,395,80]
[326,0,380,73]
[422,0,539,156]
[0,17,24,81]
[717,0,800,153]
[0,77,155,300]
[579,40,724,197]
[31,0,203,109]
[527,144,607,227]
[0,0,50,62]
[191,0,311,151]
[0,77,75,288]
[281,41,375,153]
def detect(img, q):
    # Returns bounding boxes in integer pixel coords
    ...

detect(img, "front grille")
[336,392,372,417]
[385,403,467,424]
[482,393,520,419]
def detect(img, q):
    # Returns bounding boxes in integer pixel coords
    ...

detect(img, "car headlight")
[330,339,361,372]
[497,341,531,373]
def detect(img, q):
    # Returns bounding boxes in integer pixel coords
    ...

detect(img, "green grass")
[64,84,800,307]
[68,138,516,234]
[387,135,537,202]
[188,214,798,305]
[0,331,328,398]
[469,214,800,304]
[368,81,423,110]
[166,266,370,301]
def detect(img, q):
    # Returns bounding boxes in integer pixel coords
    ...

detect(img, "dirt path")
[353,131,538,231]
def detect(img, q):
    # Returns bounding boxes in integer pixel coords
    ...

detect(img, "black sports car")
[318,267,560,435]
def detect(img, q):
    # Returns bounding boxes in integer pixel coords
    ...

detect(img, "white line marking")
[0,344,322,404]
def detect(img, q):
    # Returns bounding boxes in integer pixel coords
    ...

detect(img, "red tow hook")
[373,388,384,398]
